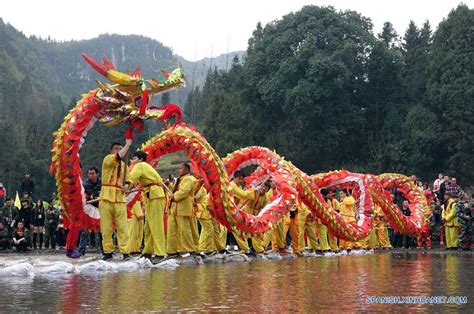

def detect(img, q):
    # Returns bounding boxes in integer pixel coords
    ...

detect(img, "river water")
[0,252,472,311]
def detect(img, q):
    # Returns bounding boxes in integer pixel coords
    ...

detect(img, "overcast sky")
[1,0,470,60]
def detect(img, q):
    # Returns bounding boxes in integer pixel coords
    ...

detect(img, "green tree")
[427,4,474,183]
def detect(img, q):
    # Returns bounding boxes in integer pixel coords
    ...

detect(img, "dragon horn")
[81,53,108,76]
[82,53,138,86]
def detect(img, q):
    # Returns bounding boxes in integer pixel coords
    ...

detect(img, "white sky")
[1,0,471,60]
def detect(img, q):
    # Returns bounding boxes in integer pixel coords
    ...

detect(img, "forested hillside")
[0,20,241,198]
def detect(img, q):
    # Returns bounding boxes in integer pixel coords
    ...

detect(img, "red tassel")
[139,89,149,116]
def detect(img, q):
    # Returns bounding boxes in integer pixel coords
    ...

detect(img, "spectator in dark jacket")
[31,199,46,249]
[2,198,19,237]
[20,173,35,198]
[0,222,10,250]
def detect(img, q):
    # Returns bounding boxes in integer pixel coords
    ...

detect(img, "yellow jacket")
[171,174,196,217]
[340,196,356,223]
[194,185,212,220]
[242,190,269,215]
[128,162,165,200]
[230,181,254,206]
[442,198,459,227]
[99,153,129,203]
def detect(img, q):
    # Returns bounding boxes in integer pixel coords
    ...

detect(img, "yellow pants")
[252,230,273,253]
[304,221,318,250]
[297,213,308,251]
[328,230,338,251]
[142,198,166,256]
[167,214,196,254]
[339,239,353,250]
[191,217,200,252]
[127,215,143,253]
[233,231,249,252]
[375,224,392,248]
[99,200,129,254]
[284,217,300,253]
[212,220,227,251]
[445,226,459,248]
[368,227,378,249]
[272,219,286,251]
[198,219,216,253]
[317,222,331,251]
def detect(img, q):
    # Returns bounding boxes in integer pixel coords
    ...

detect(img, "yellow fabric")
[172,174,196,217]
[317,222,331,251]
[297,211,306,251]
[328,230,338,251]
[301,220,318,250]
[233,231,250,252]
[190,216,199,252]
[375,226,392,248]
[212,220,227,251]
[340,196,356,223]
[442,198,459,227]
[327,199,339,250]
[243,190,268,215]
[230,181,254,205]
[195,187,212,220]
[142,198,166,256]
[251,231,273,253]
[166,214,195,254]
[99,153,129,203]
[198,219,216,253]
[445,226,459,248]
[128,162,165,199]
[368,228,378,249]
[284,216,300,253]
[99,200,129,254]
[272,219,286,251]
[127,201,144,253]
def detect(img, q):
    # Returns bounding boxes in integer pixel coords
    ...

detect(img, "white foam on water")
[0,262,35,277]
[35,261,76,275]
[151,259,179,269]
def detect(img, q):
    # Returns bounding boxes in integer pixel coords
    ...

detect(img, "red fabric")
[139,89,149,116]
[65,223,81,251]
[124,119,144,140]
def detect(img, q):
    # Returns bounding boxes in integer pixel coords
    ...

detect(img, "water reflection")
[0,253,472,311]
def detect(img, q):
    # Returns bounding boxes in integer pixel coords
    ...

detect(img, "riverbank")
[0,245,472,278]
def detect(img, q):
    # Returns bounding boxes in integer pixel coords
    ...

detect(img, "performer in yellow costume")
[126,197,144,254]
[373,205,392,249]
[128,150,166,259]
[167,163,197,257]
[242,181,272,254]
[99,140,132,261]
[442,191,459,249]
[297,201,318,253]
[194,178,217,255]
[338,189,356,251]
[326,190,340,252]
[229,172,255,253]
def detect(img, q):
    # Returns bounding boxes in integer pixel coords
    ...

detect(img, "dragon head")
[81,53,185,127]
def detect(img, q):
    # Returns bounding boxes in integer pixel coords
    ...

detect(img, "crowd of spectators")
[0,171,472,254]
[388,173,473,251]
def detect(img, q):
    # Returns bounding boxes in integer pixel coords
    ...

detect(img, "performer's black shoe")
[152,256,166,264]
[102,253,113,261]
[141,254,152,260]
[123,254,131,261]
